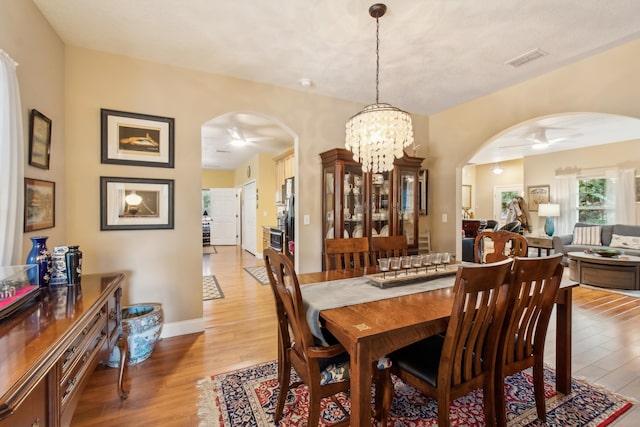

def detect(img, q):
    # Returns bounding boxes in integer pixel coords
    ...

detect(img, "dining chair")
[263,248,392,426]
[324,237,371,271]
[495,254,564,427]
[370,235,408,263]
[389,259,513,427]
[474,230,528,263]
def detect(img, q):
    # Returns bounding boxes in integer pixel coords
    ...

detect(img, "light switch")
[303,214,310,225]
[441,213,448,223]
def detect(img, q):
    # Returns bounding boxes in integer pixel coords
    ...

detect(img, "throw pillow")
[609,233,640,250]
[573,226,602,246]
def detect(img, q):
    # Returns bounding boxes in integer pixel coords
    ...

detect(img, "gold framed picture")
[24,178,55,231]
[527,185,550,212]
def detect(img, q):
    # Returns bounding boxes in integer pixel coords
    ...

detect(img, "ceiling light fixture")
[345,3,414,173]
[492,163,504,175]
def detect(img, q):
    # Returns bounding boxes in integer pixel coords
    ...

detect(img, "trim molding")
[160,317,205,338]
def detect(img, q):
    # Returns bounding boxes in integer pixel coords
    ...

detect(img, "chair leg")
[533,360,547,422]
[307,384,322,427]
[437,397,451,427]
[495,369,508,427]
[274,358,291,421]
[482,378,497,427]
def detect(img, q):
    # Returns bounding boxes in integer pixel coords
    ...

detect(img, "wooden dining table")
[297,267,577,427]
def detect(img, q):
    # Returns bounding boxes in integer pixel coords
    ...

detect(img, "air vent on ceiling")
[215,149,231,153]
[505,48,548,68]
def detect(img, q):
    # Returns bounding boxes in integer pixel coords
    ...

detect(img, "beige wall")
[1,0,67,257]
[430,40,640,257]
[201,170,234,188]
[61,46,430,329]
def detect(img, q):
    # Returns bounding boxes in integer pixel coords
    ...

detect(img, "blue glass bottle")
[26,236,52,286]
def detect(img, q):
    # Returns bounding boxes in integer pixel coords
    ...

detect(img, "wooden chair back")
[370,235,408,263]
[495,254,564,427]
[474,230,528,263]
[263,248,351,426]
[324,237,371,271]
[391,259,513,427]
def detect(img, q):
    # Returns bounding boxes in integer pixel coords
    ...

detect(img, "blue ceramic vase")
[26,236,52,286]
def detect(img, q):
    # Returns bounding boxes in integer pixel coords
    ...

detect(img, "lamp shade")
[538,203,560,217]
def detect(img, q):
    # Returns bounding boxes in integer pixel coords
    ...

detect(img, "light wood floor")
[72,245,640,426]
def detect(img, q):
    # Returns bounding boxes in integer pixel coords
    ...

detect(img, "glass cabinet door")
[397,169,417,246]
[370,172,391,237]
[342,165,365,238]
[323,167,335,239]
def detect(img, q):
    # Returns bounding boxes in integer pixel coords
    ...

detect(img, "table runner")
[301,275,456,345]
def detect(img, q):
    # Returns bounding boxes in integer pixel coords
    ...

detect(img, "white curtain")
[0,50,24,265]
[607,168,636,225]
[554,174,577,235]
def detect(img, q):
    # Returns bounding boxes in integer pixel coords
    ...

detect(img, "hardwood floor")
[72,246,640,426]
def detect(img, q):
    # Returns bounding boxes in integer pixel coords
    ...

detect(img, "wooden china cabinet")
[320,148,424,268]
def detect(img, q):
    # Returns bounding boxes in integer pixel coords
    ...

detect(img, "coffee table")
[568,251,640,290]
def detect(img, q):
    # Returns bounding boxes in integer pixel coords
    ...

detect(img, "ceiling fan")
[500,126,582,150]
[225,126,273,147]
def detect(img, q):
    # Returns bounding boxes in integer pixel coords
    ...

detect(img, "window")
[202,189,211,216]
[577,177,609,224]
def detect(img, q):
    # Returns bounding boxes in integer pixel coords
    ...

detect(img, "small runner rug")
[203,245,218,254]
[243,266,269,285]
[197,360,633,427]
[203,276,223,301]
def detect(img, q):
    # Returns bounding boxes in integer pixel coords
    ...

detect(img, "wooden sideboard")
[0,273,127,426]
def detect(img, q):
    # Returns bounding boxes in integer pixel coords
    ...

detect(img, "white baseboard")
[160,317,206,338]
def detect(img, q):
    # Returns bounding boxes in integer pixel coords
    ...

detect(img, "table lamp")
[538,203,560,237]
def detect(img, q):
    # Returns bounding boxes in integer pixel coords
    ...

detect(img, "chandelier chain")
[375,15,380,104]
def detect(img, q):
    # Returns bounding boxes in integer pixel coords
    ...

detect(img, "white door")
[242,180,257,255]
[493,185,523,227]
[210,188,238,245]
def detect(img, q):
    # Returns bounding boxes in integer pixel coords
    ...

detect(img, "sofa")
[552,223,640,263]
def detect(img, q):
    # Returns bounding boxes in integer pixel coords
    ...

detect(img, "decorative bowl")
[592,248,622,258]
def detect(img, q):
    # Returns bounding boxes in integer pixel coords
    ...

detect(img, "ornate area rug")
[203,275,223,301]
[243,266,269,285]
[203,245,218,254]
[197,360,633,427]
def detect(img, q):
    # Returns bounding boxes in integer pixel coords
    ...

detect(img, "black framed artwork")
[100,176,174,230]
[100,109,175,168]
[28,109,52,169]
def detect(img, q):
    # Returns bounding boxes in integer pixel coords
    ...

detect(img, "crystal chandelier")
[345,3,414,173]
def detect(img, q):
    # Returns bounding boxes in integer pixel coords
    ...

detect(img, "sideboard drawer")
[0,375,47,427]
[60,309,105,375]
[58,308,108,413]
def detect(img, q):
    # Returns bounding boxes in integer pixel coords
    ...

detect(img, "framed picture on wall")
[24,178,55,231]
[527,185,550,211]
[100,109,175,168]
[100,177,174,230]
[28,109,52,169]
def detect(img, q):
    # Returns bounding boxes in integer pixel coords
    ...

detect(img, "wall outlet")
[441,213,448,223]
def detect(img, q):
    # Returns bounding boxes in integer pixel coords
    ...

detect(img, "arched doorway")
[200,111,298,264]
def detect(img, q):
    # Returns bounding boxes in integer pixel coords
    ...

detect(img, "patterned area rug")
[197,360,633,427]
[243,266,269,285]
[203,245,218,254]
[203,276,223,301]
